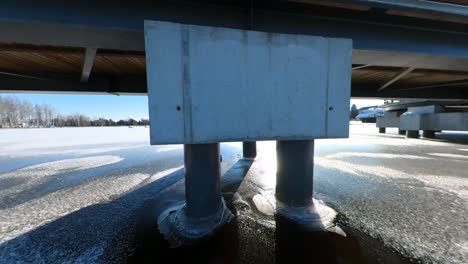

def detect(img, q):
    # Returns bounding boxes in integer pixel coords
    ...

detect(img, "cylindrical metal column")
[423,130,435,138]
[398,129,406,135]
[406,130,419,138]
[276,140,314,207]
[379,127,386,133]
[243,141,257,158]
[184,143,221,218]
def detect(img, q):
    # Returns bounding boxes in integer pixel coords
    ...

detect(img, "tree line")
[0,95,149,128]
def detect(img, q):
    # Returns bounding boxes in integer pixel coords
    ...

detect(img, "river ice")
[0,125,466,263]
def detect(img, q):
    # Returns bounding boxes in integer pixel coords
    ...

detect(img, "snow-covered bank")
[0,127,150,157]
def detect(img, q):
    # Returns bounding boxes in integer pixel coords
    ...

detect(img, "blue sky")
[0,93,381,120]
[1,93,149,120]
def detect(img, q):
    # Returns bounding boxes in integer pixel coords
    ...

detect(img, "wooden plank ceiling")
[0,43,467,92]
[0,44,145,78]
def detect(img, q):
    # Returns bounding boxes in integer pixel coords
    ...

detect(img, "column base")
[276,199,337,231]
[158,199,234,247]
[252,193,336,231]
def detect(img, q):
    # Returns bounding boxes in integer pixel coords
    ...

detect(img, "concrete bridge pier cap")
[145,21,352,245]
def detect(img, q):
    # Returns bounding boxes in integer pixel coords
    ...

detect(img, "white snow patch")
[315,157,468,199]
[325,152,431,160]
[156,145,183,153]
[0,145,145,158]
[0,127,149,157]
[428,153,468,160]
[150,166,183,182]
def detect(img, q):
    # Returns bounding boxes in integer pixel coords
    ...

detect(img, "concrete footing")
[406,130,419,138]
[275,140,335,230]
[243,141,257,159]
[422,130,436,138]
[158,143,233,247]
[379,127,386,133]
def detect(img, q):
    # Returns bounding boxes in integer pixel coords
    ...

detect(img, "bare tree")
[0,96,5,127]
[4,97,19,127]
[22,101,34,126]
[34,104,42,127]
[0,95,146,128]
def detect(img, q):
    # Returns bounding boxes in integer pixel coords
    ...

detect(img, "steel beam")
[0,20,144,51]
[0,1,468,66]
[0,71,50,81]
[352,64,373,70]
[3,18,468,71]
[80,48,97,83]
[395,79,468,91]
[0,72,147,95]
[1,74,466,100]
[352,50,468,72]
[351,85,468,99]
[0,1,468,98]
[378,67,414,91]
[2,19,468,72]
[328,0,468,18]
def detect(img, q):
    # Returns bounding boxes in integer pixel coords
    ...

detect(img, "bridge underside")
[0,0,467,99]
[1,0,468,247]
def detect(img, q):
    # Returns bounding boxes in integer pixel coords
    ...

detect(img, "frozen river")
[0,125,467,263]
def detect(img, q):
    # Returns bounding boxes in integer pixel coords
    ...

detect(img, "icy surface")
[0,125,467,263]
[0,127,241,263]
[313,124,468,264]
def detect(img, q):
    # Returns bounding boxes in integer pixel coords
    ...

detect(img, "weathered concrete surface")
[377,111,400,128]
[1,125,467,263]
[145,21,352,144]
[400,112,468,131]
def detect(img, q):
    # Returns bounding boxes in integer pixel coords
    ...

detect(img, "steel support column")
[184,143,222,218]
[276,140,314,207]
[158,143,233,246]
[406,130,419,138]
[243,141,257,159]
[274,140,336,231]
[422,130,436,138]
